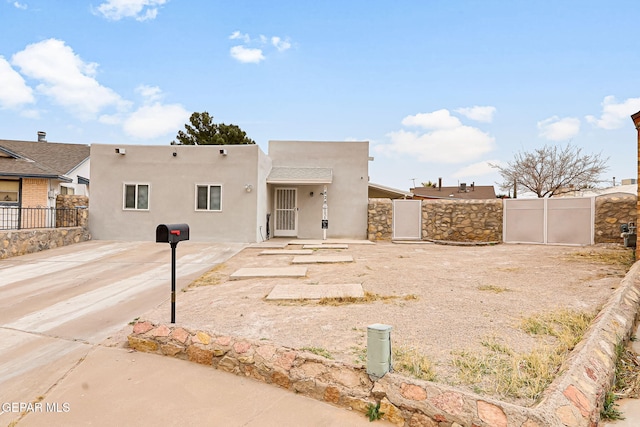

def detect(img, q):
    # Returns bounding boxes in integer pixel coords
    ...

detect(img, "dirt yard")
[140,240,634,406]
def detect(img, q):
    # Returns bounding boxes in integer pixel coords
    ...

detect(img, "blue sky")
[1,0,639,192]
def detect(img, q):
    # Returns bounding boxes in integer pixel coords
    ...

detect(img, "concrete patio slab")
[266,284,364,300]
[302,244,349,249]
[291,255,354,264]
[259,249,313,255]
[229,266,308,280]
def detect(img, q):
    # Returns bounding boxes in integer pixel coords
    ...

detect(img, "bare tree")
[492,144,608,198]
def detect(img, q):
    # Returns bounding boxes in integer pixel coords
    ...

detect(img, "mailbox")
[156,223,190,244]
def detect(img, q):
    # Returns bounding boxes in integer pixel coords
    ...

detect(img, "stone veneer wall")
[368,198,502,242]
[0,195,90,260]
[369,196,637,244]
[128,262,640,426]
[594,193,637,243]
[422,199,502,242]
[367,198,393,240]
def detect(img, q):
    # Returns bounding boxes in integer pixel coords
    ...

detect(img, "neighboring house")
[0,134,90,209]
[368,182,413,199]
[89,140,369,242]
[411,182,496,200]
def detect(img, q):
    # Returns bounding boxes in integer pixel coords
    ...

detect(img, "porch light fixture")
[245,184,253,193]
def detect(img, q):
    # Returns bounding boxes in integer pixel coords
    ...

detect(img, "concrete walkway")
[12,346,388,427]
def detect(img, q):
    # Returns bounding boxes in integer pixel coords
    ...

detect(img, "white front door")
[274,188,297,237]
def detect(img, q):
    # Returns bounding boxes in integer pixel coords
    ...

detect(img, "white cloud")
[95,0,167,21]
[537,116,580,141]
[586,95,640,130]
[455,106,496,123]
[230,45,265,64]
[13,2,28,10]
[271,36,291,52]
[11,39,129,119]
[452,160,500,178]
[135,84,163,102]
[229,31,292,63]
[0,55,34,109]
[123,102,190,139]
[229,31,251,44]
[376,109,495,163]
[401,109,462,129]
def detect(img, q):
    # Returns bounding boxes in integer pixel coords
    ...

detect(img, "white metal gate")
[503,197,594,245]
[274,188,297,237]
[392,199,422,240]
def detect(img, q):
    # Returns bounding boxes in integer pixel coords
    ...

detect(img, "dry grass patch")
[564,247,635,269]
[187,263,228,288]
[452,308,595,403]
[478,284,510,293]
[318,291,419,306]
[301,346,334,359]
[393,345,437,381]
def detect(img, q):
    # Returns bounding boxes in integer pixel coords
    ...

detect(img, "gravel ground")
[141,240,633,405]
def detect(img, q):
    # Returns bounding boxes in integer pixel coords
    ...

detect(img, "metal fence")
[0,206,83,230]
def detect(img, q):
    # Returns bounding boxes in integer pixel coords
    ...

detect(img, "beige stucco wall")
[89,144,263,242]
[268,140,369,239]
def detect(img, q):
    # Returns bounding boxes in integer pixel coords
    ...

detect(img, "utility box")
[156,223,190,244]
[367,323,392,379]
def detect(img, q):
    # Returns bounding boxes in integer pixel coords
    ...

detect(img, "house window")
[123,184,149,210]
[0,180,19,204]
[195,184,222,211]
[60,186,75,195]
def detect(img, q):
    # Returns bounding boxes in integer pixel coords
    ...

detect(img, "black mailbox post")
[156,224,190,323]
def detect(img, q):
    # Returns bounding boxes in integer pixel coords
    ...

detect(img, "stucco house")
[0,133,90,209]
[89,140,370,242]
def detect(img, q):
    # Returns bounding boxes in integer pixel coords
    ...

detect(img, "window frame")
[0,179,19,205]
[122,183,150,211]
[194,183,222,212]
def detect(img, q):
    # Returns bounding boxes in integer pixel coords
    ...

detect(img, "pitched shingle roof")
[0,139,90,180]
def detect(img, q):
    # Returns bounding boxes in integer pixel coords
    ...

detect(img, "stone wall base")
[0,227,91,260]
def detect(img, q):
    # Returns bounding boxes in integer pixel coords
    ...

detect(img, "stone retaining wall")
[0,227,91,260]
[0,195,90,260]
[594,193,637,243]
[129,262,640,426]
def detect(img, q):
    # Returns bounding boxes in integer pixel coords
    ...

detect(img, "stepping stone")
[249,241,289,249]
[302,244,349,249]
[260,249,313,255]
[291,255,354,264]
[229,266,307,280]
[266,284,364,300]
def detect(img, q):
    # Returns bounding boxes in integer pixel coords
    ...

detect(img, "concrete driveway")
[0,240,246,425]
[0,241,388,427]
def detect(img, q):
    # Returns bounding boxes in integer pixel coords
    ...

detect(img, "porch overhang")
[267,167,333,185]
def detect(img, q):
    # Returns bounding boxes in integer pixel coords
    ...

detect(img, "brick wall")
[21,178,48,207]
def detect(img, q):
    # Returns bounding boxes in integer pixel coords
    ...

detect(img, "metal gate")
[503,197,594,245]
[274,188,297,237]
[392,199,422,240]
